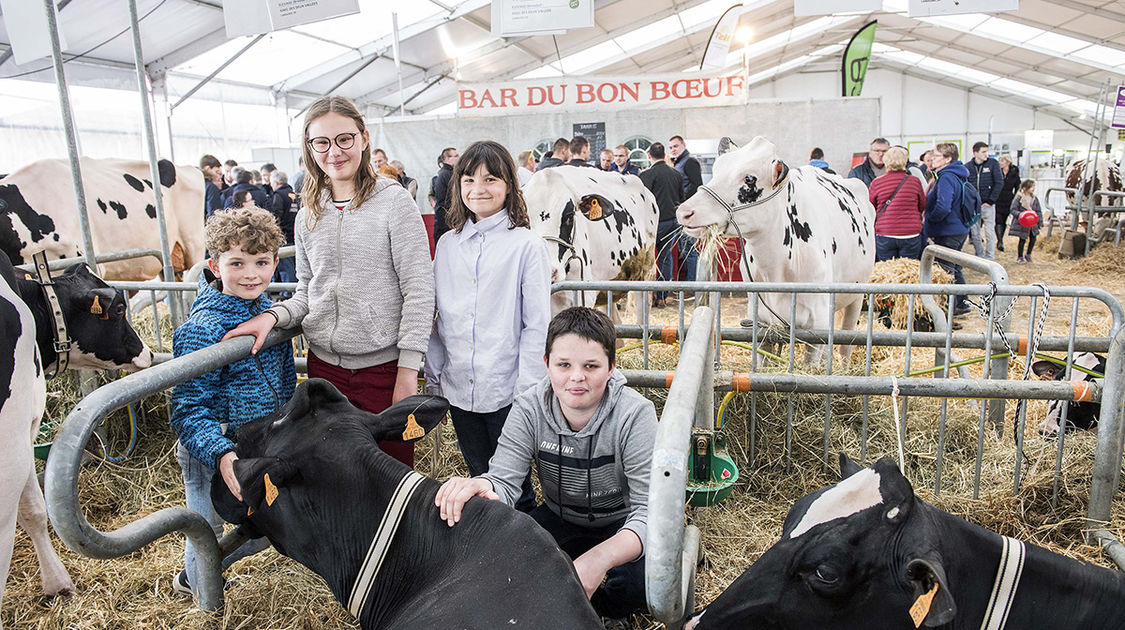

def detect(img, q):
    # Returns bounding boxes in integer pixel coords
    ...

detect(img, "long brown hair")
[446,140,529,232]
[300,96,379,230]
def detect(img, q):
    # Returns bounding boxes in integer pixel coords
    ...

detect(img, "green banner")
[842,20,877,97]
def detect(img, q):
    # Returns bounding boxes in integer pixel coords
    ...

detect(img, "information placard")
[908,0,1018,18]
[573,122,606,164]
[224,0,360,38]
[491,0,594,37]
[1112,86,1125,130]
[0,0,66,65]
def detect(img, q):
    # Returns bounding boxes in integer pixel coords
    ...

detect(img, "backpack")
[957,179,982,228]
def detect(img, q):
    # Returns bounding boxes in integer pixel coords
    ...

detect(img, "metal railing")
[44,328,300,612]
[14,248,164,274]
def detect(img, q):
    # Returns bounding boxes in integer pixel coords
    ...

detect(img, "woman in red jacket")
[869,146,927,261]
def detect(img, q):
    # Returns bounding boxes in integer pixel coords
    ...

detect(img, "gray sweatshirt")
[481,370,656,546]
[271,178,434,371]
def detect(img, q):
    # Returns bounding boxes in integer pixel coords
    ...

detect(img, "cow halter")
[346,471,426,618]
[30,250,71,379]
[978,536,1025,630]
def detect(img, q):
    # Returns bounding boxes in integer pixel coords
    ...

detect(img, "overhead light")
[735,26,753,45]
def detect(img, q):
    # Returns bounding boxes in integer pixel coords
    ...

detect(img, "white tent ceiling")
[0,0,1122,124]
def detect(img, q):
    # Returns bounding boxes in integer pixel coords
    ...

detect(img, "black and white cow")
[525,166,658,314]
[686,455,1125,630]
[677,137,875,364]
[0,157,205,281]
[1063,159,1123,242]
[211,378,601,630]
[1,252,152,627]
[1032,353,1105,436]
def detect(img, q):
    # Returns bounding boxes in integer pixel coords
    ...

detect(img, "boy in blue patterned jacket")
[169,206,296,597]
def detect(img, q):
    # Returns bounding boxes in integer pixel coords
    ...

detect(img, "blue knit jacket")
[171,273,296,468]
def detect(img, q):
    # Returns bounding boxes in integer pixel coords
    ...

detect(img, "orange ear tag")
[588,199,603,220]
[264,473,279,507]
[90,295,103,316]
[909,582,939,628]
[246,506,254,516]
[402,413,425,441]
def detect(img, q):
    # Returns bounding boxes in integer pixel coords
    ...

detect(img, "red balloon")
[1018,209,1038,228]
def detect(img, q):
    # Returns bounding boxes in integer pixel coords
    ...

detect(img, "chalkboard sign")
[573,121,607,166]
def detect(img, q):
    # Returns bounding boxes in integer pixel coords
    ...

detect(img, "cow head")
[1032,353,1105,435]
[210,379,448,557]
[687,455,957,630]
[49,263,151,372]
[678,136,788,238]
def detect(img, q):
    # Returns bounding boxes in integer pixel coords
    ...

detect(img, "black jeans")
[930,233,968,310]
[450,405,536,512]
[530,505,647,619]
[1018,234,1037,258]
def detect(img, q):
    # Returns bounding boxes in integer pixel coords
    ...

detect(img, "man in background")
[432,146,459,243]
[610,144,640,176]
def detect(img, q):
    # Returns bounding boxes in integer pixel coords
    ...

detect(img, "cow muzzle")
[131,347,154,370]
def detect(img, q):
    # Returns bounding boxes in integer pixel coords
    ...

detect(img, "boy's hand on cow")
[572,551,612,599]
[221,312,277,354]
[435,477,498,527]
[219,451,243,502]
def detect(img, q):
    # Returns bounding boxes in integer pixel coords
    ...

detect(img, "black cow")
[686,455,1125,630]
[1,252,152,623]
[1032,352,1105,436]
[211,378,602,630]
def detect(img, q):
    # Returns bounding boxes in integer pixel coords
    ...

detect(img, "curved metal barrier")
[44,328,300,612]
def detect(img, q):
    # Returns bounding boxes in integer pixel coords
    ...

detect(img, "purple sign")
[1113,85,1125,129]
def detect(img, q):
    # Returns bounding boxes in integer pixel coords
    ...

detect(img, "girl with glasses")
[222,95,434,468]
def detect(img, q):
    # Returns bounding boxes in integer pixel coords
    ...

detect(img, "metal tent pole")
[128,0,182,324]
[44,0,96,270]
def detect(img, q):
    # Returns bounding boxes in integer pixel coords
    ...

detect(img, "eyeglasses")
[307,132,358,153]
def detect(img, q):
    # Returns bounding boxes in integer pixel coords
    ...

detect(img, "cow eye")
[814,565,839,584]
[113,304,127,319]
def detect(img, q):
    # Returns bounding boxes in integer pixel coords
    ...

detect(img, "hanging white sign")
[908,0,1018,18]
[457,73,747,117]
[794,0,882,17]
[224,0,360,38]
[0,0,67,65]
[491,0,595,37]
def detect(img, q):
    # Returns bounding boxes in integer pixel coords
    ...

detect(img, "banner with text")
[908,0,1017,17]
[457,73,747,116]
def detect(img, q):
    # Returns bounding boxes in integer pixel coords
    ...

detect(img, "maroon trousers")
[307,351,415,468]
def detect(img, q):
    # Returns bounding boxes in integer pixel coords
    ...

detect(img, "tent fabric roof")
[0,0,1121,121]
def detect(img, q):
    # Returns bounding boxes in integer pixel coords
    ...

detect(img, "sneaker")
[1025,255,1032,263]
[172,569,192,596]
[997,243,1005,252]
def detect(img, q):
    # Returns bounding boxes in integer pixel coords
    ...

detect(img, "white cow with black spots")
[525,166,658,314]
[677,136,875,364]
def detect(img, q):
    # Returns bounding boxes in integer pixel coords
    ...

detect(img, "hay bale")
[869,257,953,330]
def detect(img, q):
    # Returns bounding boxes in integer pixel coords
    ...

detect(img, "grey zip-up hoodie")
[481,370,656,547]
[270,178,434,371]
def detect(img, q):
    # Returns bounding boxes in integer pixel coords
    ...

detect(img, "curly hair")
[205,206,284,257]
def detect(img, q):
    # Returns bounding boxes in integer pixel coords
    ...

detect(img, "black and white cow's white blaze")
[525,166,657,313]
[0,157,205,281]
[677,137,875,364]
[211,379,601,630]
[1032,353,1105,435]
[1,252,152,626]
[686,455,1125,630]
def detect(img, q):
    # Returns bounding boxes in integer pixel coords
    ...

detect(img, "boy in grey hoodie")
[436,307,656,623]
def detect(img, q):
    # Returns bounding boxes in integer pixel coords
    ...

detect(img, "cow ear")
[85,288,118,319]
[578,194,613,221]
[905,558,957,627]
[771,160,789,189]
[366,394,449,442]
[838,453,864,479]
[1032,360,1062,380]
[233,456,301,514]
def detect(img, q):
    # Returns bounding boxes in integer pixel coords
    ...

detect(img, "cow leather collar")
[347,471,426,618]
[30,250,70,379]
[979,536,1025,630]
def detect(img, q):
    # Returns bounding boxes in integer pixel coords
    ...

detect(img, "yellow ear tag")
[90,295,103,315]
[587,199,603,220]
[264,473,279,507]
[909,582,939,628]
[402,413,425,441]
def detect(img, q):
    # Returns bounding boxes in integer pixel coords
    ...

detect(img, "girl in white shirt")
[425,140,550,511]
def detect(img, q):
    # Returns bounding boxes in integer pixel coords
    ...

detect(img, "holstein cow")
[1063,158,1123,241]
[686,455,1125,630]
[525,166,658,314]
[211,378,602,630]
[0,157,205,281]
[0,252,152,629]
[1032,352,1105,436]
[677,137,875,364]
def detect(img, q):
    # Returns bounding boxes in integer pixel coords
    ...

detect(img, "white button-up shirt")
[425,210,551,412]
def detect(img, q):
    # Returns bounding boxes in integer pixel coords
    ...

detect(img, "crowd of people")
[178,96,652,629]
